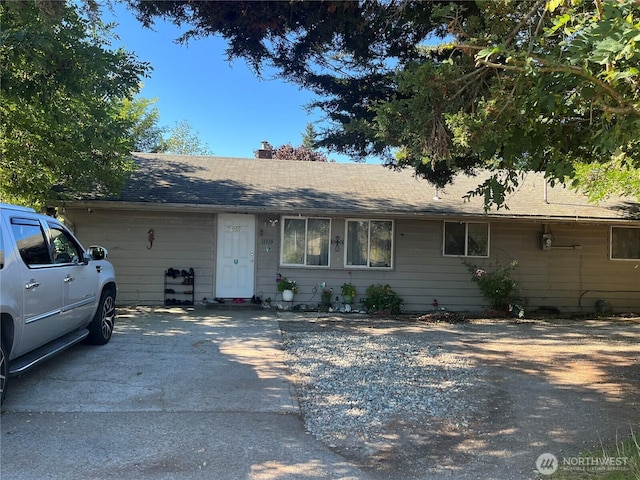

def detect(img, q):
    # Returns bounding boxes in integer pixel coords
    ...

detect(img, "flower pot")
[282,289,294,302]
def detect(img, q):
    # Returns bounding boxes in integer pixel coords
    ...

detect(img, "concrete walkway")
[1,307,370,480]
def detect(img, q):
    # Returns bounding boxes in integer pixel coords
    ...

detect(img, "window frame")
[280,216,332,268]
[610,226,640,261]
[442,221,490,258]
[48,222,84,264]
[344,218,394,270]
[10,217,53,267]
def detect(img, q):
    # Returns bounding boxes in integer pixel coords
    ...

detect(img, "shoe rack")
[164,268,195,306]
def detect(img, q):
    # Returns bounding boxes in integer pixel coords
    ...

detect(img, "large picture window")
[611,226,640,260]
[281,217,330,266]
[443,221,489,257]
[346,220,393,268]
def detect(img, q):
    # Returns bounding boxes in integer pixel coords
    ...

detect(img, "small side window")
[443,221,489,257]
[611,227,640,260]
[49,225,83,264]
[10,218,51,266]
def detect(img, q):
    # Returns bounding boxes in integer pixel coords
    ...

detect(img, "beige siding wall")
[65,208,640,313]
[496,221,640,313]
[65,208,216,305]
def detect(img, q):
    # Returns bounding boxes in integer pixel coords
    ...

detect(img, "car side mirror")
[87,245,108,260]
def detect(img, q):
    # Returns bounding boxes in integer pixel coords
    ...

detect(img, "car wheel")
[86,288,115,345]
[1,337,8,404]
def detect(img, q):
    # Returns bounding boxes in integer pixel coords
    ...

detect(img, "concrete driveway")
[0,307,369,480]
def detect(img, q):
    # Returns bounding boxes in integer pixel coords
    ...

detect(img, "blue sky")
[106,3,354,162]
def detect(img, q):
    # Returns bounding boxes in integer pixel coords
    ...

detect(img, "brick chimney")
[256,141,273,159]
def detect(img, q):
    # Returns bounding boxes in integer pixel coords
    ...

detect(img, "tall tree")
[155,119,213,155]
[118,96,164,153]
[302,123,318,150]
[129,0,640,208]
[0,1,150,207]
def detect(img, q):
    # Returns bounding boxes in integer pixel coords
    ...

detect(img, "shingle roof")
[85,153,639,222]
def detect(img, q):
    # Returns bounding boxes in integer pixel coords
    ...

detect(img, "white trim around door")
[215,214,256,298]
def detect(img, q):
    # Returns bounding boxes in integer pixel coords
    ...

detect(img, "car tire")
[86,288,115,345]
[1,337,8,404]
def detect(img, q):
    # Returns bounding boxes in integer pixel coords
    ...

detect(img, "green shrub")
[463,259,522,315]
[360,284,403,314]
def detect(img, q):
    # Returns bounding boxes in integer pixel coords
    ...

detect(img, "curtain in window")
[307,218,330,266]
[282,218,305,264]
[347,221,368,266]
[370,221,392,267]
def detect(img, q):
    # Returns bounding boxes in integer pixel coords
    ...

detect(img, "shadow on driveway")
[1,307,370,480]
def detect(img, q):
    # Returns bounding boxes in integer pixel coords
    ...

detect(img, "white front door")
[216,214,255,298]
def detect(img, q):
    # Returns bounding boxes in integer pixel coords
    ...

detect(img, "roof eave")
[57,200,640,224]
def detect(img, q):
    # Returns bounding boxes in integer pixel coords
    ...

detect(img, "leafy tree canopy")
[154,119,214,155]
[129,0,640,208]
[0,0,150,208]
[119,96,164,153]
[256,142,329,162]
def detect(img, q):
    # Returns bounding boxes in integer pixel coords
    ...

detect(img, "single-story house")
[58,152,640,313]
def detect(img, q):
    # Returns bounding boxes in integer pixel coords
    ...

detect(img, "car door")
[47,222,96,332]
[9,217,64,357]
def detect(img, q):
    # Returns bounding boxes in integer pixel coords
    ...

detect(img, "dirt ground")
[283,315,640,480]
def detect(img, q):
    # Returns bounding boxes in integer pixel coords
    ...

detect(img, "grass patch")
[546,430,639,479]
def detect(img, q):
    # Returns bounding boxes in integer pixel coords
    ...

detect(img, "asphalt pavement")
[0,307,370,480]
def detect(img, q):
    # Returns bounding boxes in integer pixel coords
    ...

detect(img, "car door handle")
[25,280,40,290]
[64,275,74,283]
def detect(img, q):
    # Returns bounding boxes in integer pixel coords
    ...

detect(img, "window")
[281,217,330,266]
[49,224,82,264]
[611,227,640,260]
[11,218,51,266]
[444,221,489,257]
[346,220,393,268]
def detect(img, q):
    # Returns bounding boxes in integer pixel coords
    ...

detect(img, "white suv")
[0,203,117,403]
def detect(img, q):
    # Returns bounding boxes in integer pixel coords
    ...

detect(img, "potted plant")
[341,282,356,304]
[320,287,333,308]
[277,276,298,301]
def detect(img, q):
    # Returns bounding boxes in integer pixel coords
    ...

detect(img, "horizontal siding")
[64,208,640,313]
[65,209,215,305]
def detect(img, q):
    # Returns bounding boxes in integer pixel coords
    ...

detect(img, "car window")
[10,217,52,266]
[49,225,82,264]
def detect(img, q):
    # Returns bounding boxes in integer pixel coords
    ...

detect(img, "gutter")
[57,200,640,225]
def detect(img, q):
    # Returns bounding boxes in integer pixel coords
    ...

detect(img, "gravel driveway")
[278,314,640,480]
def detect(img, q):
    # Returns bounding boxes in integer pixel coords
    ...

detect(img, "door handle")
[25,280,40,290]
[64,275,74,283]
